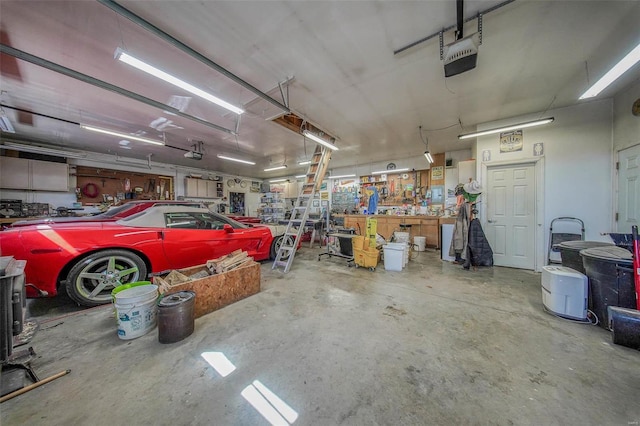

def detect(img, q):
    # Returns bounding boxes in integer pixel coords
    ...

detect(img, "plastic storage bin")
[383,243,404,271]
[554,241,613,274]
[580,246,635,329]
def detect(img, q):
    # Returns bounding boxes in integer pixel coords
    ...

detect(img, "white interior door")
[617,144,640,232]
[485,163,536,269]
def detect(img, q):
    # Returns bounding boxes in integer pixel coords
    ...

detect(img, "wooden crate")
[159,261,261,318]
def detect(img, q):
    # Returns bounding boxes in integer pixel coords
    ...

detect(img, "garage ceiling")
[1,1,639,179]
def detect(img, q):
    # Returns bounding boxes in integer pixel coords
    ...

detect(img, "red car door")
[159,211,266,268]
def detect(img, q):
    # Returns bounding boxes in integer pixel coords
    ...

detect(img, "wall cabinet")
[284,181,299,198]
[184,178,223,198]
[0,157,69,191]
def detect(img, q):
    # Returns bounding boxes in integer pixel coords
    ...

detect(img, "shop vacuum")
[607,225,640,350]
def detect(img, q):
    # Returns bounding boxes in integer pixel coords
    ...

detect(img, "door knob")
[487,219,494,223]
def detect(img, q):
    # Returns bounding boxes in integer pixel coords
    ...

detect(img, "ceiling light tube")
[0,116,15,133]
[80,124,165,145]
[424,151,434,163]
[371,168,409,175]
[579,42,640,99]
[298,160,311,166]
[217,154,256,165]
[115,49,244,115]
[302,130,339,151]
[1,142,86,158]
[458,117,554,140]
[294,175,306,179]
[264,165,287,172]
[329,174,356,179]
[269,178,288,183]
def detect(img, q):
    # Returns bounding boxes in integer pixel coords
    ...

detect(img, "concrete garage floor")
[2,247,640,425]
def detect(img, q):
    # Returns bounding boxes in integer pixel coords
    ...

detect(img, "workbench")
[334,214,456,249]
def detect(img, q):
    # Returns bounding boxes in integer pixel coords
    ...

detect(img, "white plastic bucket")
[114,284,158,340]
[403,244,408,266]
[414,236,426,252]
[394,232,410,243]
[384,243,405,271]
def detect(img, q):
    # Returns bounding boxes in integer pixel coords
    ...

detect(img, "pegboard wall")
[75,166,174,204]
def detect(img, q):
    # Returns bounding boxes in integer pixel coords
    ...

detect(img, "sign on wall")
[500,130,523,153]
[431,166,444,180]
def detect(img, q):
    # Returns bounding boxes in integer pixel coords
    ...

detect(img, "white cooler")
[541,265,588,320]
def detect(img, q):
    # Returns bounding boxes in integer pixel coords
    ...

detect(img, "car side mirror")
[223,224,234,233]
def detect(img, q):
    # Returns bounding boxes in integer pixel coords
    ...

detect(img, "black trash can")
[555,241,613,274]
[580,246,635,329]
[158,291,196,344]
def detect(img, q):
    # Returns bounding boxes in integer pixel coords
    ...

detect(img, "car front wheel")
[65,249,147,307]
[270,235,295,260]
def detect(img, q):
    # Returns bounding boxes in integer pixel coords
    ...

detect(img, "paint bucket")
[114,284,158,340]
[393,232,410,243]
[111,281,152,303]
[414,236,426,252]
[158,291,196,344]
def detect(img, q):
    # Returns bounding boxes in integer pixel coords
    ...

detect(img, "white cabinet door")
[206,180,218,198]
[185,178,199,197]
[286,181,299,198]
[31,160,68,191]
[0,156,29,189]
[0,157,68,191]
[185,178,221,198]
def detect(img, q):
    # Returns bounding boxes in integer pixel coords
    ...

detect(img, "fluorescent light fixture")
[371,167,409,175]
[302,130,339,151]
[1,141,86,158]
[579,42,640,99]
[80,124,165,145]
[424,151,434,163]
[217,154,256,165]
[264,165,287,172]
[0,116,15,133]
[329,174,356,179]
[115,49,244,115]
[269,178,288,183]
[295,174,306,179]
[458,117,554,140]
[298,160,311,166]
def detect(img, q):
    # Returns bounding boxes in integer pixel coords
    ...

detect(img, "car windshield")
[97,202,204,218]
[98,204,137,218]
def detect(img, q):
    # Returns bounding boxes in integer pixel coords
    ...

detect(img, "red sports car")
[0,206,286,307]
[9,200,204,227]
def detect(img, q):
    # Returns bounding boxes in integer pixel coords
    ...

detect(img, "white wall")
[476,99,614,269]
[613,79,640,152]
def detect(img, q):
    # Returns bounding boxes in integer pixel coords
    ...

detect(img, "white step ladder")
[272,145,332,272]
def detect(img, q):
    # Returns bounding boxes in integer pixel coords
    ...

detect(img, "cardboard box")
[159,261,260,318]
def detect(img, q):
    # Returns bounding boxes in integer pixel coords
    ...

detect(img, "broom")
[633,225,640,311]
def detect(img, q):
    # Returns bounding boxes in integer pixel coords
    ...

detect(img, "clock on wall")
[632,98,640,116]
[386,163,396,170]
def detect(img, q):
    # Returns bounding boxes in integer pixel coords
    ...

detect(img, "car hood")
[253,224,286,237]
